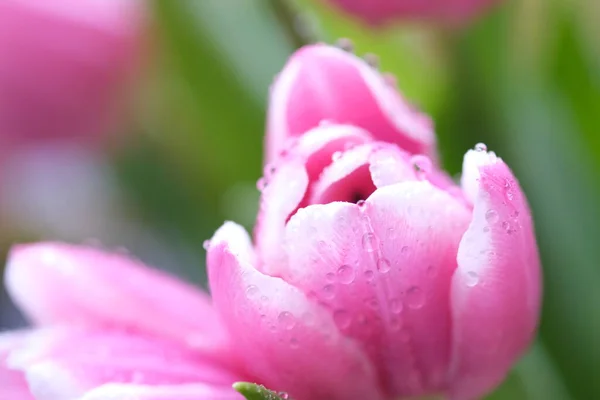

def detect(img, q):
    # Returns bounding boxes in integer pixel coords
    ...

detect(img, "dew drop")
[483,226,490,233]
[278,311,296,330]
[390,298,403,313]
[411,155,432,180]
[466,271,480,287]
[260,295,269,305]
[406,286,425,309]
[202,240,210,250]
[502,221,511,233]
[376,258,391,273]
[263,163,276,178]
[362,233,377,252]
[322,284,335,300]
[357,199,366,207]
[337,264,355,284]
[245,285,259,299]
[336,38,354,52]
[333,309,351,329]
[364,270,375,281]
[485,209,499,224]
[401,245,410,255]
[325,272,335,282]
[474,143,488,152]
[256,177,267,191]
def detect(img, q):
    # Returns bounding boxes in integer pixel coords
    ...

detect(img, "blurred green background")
[0,0,598,399]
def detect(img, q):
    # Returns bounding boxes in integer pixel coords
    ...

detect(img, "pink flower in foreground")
[207,124,541,399]
[266,44,436,165]
[324,0,503,26]
[1,244,247,399]
[0,0,143,152]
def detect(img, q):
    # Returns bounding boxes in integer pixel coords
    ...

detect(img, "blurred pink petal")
[448,150,541,399]
[5,243,231,357]
[266,44,435,165]
[7,328,245,400]
[0,0,143,152]
[324,0,503,26]
[207,222,385,400]
[1,331,34,400]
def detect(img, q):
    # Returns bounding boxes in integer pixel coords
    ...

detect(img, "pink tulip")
[0,0,143,152]
[266,44,436,165]
[1,243,247,399]
[207,125,541,399]
[323,0,502,26]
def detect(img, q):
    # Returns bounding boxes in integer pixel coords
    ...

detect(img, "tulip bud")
[323,0,503,26]
[266,44,436,165]
[0,0,143,152]
[207,125,541,399]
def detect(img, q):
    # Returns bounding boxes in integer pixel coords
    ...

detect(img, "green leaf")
[233,382,290,400]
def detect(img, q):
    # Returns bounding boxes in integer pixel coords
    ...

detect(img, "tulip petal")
[280,182,471,397]
[78,383,242,400]
[8,328,244,400]
[5,243,231,358]
[266,44,436,164]
[1,331,33,400]
[255,124,371,274]
[449,151,541,399]
[208,222,384,400]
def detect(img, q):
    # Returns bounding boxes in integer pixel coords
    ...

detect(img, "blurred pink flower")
[324,0,503,26]
[266,44,436,165]
[0,0,143,153]
[207,124,541,399]
[1,243,247,399]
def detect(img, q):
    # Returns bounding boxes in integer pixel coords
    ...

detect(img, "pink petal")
[255,124,371,275]
[448,151,541,399]
[9,328,244,400]
[279,182,471,397]
[0,0,142,151]
[266,44,436,165]
[5,243,232,359]
[324,0,501,26]
[79,383,242,400]
[310,142,417,204]
[207,222,384,400]
[1,331,34,400]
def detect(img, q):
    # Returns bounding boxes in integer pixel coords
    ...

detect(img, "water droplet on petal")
[325,272,335,282]
[466,271,479,287]
[401,245,410,255]
[256,177,267,191]
[377,258,391,273]
[357,199,366,207]
[278,311,296,330]
[485,209,499,224]
[390,298,403,313]
[245,285,259,299]
[364,270,375,281]
[289,338,299,349]
[337,264,355,284]
[322,284,335,300]
[336,38,354,52]
[362,233,377,252]
[333,309,351,329]
[202,240,211,250]
[411,155,432,180]
[474,143,488,152]
[406,286,425,309]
